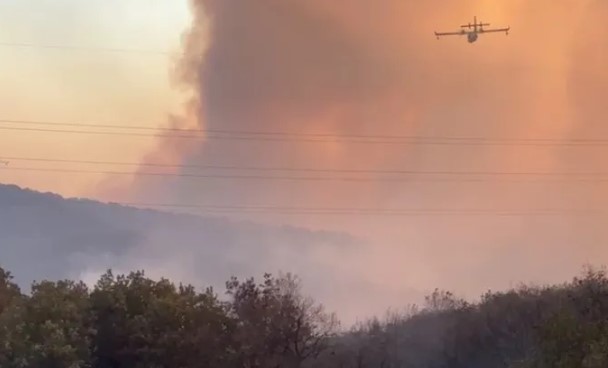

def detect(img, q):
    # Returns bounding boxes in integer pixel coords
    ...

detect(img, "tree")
[517,267,608,368]
[0,279,92,368]
[7,263,608,368]
[0,267,21,315]
[227,273,338,368]
[89,270,232,368]
[424,289,467,313]
[0,267,24,367]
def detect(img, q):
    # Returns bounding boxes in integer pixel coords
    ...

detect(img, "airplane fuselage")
[467,32,479,43]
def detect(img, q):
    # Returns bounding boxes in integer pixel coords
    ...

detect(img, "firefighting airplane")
[435,16,509,43]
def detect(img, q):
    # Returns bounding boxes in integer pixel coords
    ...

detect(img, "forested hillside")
[1,265,608,367]
[0,183,359,296]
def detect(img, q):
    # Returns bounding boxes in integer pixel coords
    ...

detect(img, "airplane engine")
[467,32,478,43]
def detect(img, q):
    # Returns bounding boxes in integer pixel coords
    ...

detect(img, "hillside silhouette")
[0,183,358,292]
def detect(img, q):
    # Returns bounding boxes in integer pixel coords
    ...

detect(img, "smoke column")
[127,0,608,318]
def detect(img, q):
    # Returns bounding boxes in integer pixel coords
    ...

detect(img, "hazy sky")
[0,0,190,196]
[2,0,608,317]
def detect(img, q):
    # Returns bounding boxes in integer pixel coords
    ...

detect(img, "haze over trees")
[1,263,608,367]
[0,183,362,314]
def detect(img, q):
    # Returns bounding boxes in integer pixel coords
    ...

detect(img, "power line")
[3,166,608,183]
[4,118,429,140]
[0,124,604,147]
[0,166,495,182]
[3,156,608,177]
[0,125,207,140]
[110,202,606,217]
[0,118,561,141]
[0,42,171,56]
[3,119,608,146]
[1,119,203,133]
[0,125,403,145]
[2,125,429,144]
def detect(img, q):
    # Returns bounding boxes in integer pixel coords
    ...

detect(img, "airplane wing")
[480,27,510,33]
[434,30,465,37]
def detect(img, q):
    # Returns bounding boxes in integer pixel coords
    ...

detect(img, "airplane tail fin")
[461,16,490,28]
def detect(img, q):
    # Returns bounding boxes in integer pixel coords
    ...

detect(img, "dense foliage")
[1,265,608,367]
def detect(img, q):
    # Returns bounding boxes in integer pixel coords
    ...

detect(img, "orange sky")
[2,0,608,319]
[0,0,190,197]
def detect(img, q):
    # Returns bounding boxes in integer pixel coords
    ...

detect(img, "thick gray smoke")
[127,0,608,318]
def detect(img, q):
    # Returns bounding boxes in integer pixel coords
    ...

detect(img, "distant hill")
[0,183,360,296]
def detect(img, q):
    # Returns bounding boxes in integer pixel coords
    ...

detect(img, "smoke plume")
[128,0,608,317]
